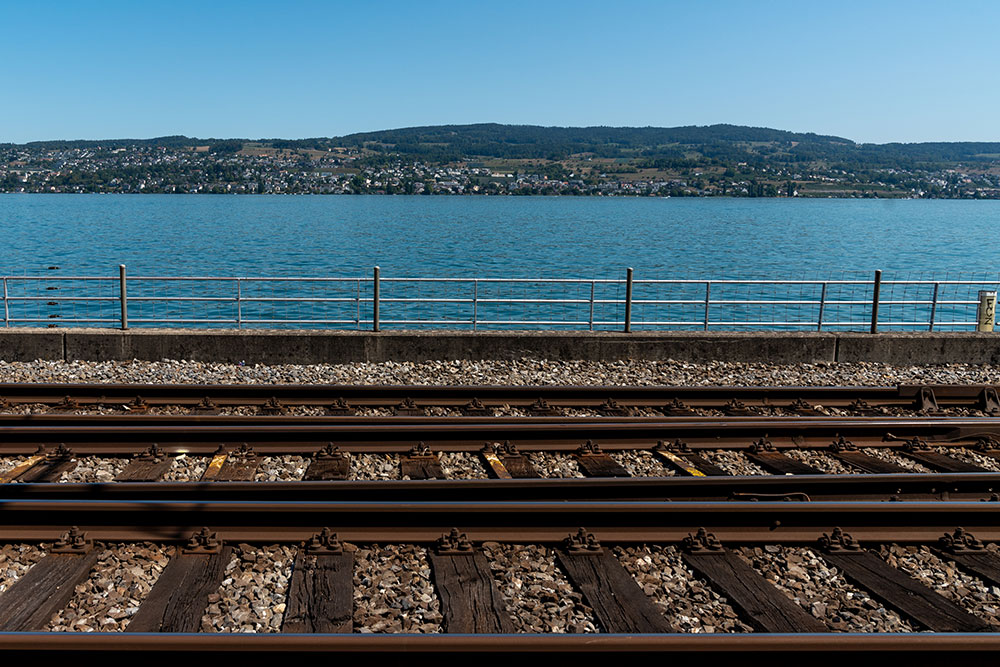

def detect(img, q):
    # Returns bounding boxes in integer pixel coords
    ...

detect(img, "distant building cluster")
[2,142,998,198]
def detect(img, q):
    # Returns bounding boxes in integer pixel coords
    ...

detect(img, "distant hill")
[329,123,1000,169]
[331,123,854,161]
[8,123,1000,171]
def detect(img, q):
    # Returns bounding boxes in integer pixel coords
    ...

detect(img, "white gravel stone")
[0,403,48,415]
[438,452,489,479]
[202,543,295,633]
[424,407,463,417]
[253,456,307,481]
[349,453,399,480]
[610,450,674,477]
[0,543,47,593]
[353,543,442,633]
[865,448,933,472]
[482,542,599,633]
[701,451,769,476]
[525,452,584,478]
[49,543,170,632]
[282,405,328,416]
[0,358,998,389]
[59,456,130,483]
[614,545,750,633]
[161,454,209,481]
[784,449,857,475]
[355,407,395,417]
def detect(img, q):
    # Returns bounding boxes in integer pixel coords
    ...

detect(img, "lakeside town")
[3,134,1000,198]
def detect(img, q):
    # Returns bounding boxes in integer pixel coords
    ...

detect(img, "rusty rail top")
[0,382,994,408]
[0,415,997,453]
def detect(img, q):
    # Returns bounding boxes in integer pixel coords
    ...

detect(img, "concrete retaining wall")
[2,329,1000,364]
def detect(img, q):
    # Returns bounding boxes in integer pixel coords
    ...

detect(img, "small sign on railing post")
[977,291,996,332]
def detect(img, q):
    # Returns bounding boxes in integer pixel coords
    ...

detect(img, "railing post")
[472,279,478,331]
[236,279,242,329]
[817,282,827,332]
[589,281,595,332]
[704,282,712,331]
[372,266,380,332]
[928,283,939,332]
[869,270,881,334]
[356,279,361,330]
[119,264,128,330]
[624,268,633,333]
[2,277,8,328]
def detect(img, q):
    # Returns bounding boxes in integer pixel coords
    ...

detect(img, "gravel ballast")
[348,453,398,480]
[481,542,599,633]
[438,452,489,479]
[784,449,857,475]
[738,545,913,632]
[614,545,751,633]
[59,456,130,483]
[526,452,584,478]
[611,450,673,477]
[161,454,209,481]
[202,543,295,633]
[865,448,934,473]
[49,543,170,632]
[253,456,308,482]
[701,451,769,476]
[0,543,47,594]
[0,455,33,478]
[879,544,1000,626]
[935,447,1000,472]
[353,543,443,633]
[0,359,999,387]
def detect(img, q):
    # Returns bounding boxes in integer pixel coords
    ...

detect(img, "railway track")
[1,382,997,415]
[3,382,1000,663]
[4,416,1000,486]
[0,500,998,663]
[2,415,1000,451]
[6,472,1000,502]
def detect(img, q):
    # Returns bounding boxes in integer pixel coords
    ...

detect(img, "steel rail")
[0,415,996,453]
[0,383,994,409]
[4,473,1000,502]
[1,498,998,543]
[0,633,997,665]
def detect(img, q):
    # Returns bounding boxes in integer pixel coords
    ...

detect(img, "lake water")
[0,195,997,329]
[2,194,999,278]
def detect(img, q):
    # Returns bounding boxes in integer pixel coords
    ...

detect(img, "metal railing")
[1,267,997,332]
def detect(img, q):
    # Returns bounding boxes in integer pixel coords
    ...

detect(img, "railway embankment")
[1,329,1000,364]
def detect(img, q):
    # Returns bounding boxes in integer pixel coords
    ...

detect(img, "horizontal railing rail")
[1,267,997,333]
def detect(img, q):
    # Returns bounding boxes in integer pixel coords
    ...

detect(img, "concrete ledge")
[1,329,997,365]
[0,330,65,361]
[836,333,1000,365]
[59,330,838,365]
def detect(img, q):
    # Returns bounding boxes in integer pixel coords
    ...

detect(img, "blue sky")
[2,0,998,144]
